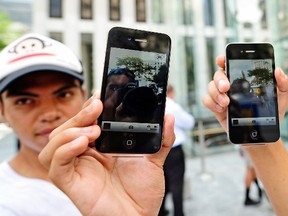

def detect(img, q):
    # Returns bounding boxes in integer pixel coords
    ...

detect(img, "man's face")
[103,74,132,120]
[105,74,132,99]
[0,72,85,153]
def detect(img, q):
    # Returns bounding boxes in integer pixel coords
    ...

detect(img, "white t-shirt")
[165,97,195,147]
[0,161,82,216]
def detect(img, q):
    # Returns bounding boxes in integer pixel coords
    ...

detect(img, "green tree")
[116,56,156,82]
[0,13,23,51]
[247,68,273,85]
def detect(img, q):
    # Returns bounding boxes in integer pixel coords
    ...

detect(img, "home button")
[123,138,136,149]
[250,130,258,140]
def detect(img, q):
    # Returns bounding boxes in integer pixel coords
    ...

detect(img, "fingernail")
[218,80,226,90]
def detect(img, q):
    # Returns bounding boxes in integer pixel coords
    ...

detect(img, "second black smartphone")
[226,43,280,144]
[96,27,171,154]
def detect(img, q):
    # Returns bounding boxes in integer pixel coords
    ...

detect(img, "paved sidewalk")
[165,150,275,216]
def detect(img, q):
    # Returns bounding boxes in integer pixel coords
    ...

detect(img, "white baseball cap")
[0,33,84,92]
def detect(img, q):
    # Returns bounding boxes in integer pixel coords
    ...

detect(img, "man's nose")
[39,100,61,123]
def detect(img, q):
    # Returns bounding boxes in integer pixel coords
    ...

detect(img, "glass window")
[136,0,146,22]
[109,0,121,21]
[49,0,62,18]
[226,38,235,45]
[81,0,93,19]
[181,0,193,25]
[81,33,94,97]
[206,38,216,79]
[223,0,232,27]
[259,0,267,29]
[204,0,214,26]
[223,0,237,33]
[151,0,164,23]
[184,37,196,107]
[49,32,63,43]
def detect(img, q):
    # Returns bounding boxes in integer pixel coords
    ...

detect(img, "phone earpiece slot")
[135,39,147,43]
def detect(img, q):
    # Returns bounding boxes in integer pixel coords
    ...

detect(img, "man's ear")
[0,105,3,122]
[0,101,7,124]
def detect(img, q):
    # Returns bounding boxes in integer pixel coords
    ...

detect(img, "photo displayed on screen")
[229,59,277,127]
[101,47,168,133]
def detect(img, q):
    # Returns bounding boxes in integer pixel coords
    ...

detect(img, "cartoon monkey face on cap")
[10,37,50,55]
[0,33,84,93]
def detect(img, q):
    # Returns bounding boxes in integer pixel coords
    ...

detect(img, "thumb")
[147,114,175,165]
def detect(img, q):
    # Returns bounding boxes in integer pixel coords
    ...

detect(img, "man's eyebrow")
[6,91,38,98]
[6,84,80,97]
[52,84,81,95]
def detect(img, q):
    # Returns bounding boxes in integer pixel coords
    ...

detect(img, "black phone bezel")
[96,27,171,154]
[226,43,280,144]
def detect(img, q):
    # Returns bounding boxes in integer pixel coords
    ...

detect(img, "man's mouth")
[36,128,56,137]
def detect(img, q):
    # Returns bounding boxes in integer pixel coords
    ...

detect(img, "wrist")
[242,138,287,163]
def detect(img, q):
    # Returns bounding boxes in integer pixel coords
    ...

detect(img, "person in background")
[238,147,263,205]
[0,33,176,216]
[202,55,288,216]
[159,84,195,216]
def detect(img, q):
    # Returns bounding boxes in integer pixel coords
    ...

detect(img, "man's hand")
[39,96,175,216]
[202,55,288,216]
[202,55,288,129]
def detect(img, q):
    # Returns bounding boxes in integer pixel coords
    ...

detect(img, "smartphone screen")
[226,43,280,144]
[96,27,171,154]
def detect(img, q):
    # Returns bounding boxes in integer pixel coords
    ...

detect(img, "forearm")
[245,139,288,216]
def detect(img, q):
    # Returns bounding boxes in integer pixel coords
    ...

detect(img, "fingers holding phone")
[202,69,230,130]
[226,43,280,144]
[39,97,103,169]
[274,68,288,122]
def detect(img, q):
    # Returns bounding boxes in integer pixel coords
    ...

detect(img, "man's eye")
[109,85,120,91]
[59,91,73,99]
[15,98,32,105]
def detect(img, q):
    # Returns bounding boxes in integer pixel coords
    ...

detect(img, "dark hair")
[108,68,136,82]
[230,78,250,94]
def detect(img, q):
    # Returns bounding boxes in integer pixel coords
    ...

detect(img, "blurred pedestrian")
[159,84,195,216]
[239,147,263,205]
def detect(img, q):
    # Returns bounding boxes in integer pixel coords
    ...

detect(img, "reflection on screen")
[102,47,167,132]
[229,59,276,127]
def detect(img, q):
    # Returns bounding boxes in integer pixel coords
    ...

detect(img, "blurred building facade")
[266,0,288,141]
[267,0,288,70]
[31,0,268,114]
[2,0,281,151]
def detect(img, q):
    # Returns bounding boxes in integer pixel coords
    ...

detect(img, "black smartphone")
[225,42,280,144]
[96,27,171,154]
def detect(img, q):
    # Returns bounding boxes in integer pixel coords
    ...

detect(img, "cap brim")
[0,64,84,93]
